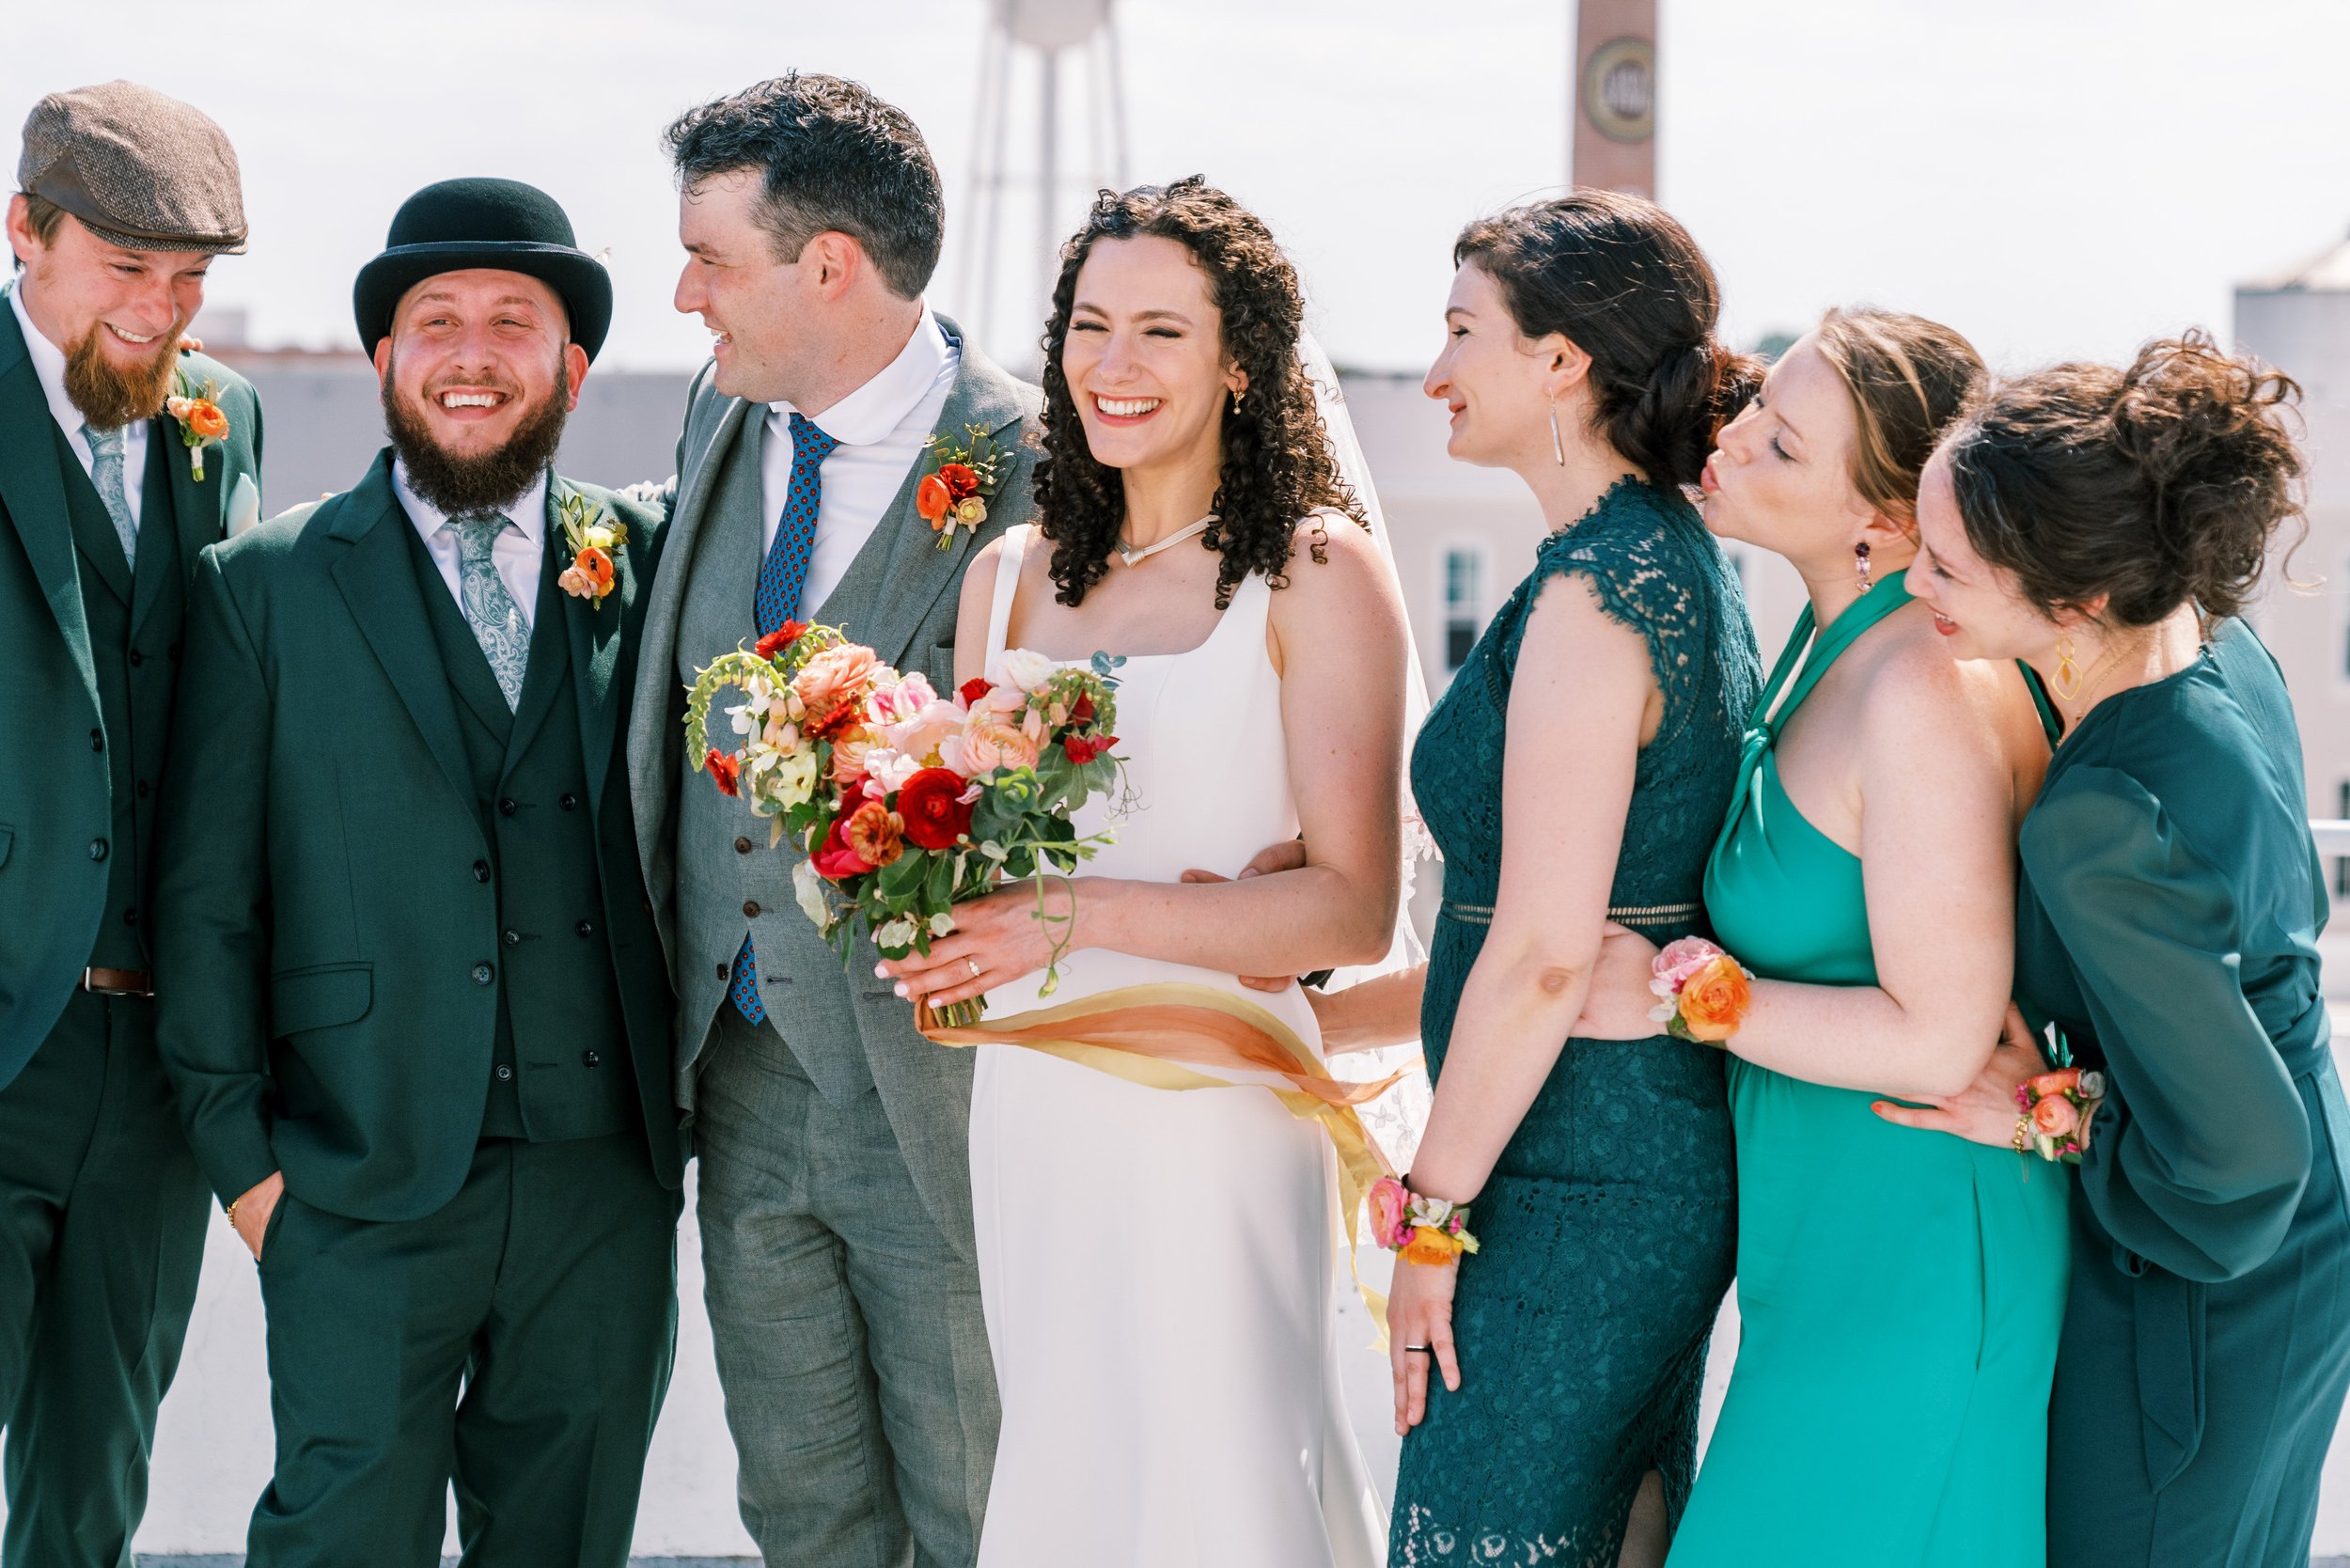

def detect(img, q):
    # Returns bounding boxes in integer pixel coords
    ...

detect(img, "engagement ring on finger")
[965,958,982,980]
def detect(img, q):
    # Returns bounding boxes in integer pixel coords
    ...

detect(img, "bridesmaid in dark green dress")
[1309,192,1759,1568]
[1889,333,2350,1568]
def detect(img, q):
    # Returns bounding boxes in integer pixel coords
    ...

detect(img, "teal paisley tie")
[82,422,138,567]
[446,511,530,710]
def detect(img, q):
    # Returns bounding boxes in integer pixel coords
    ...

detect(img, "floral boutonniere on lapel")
[164,365,229,482]
[914,424,1006,550]
[554,491,629,610]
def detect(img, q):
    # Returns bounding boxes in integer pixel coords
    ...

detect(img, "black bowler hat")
[352,178,612,362]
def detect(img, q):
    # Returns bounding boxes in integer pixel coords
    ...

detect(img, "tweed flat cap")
[17,81,246,254]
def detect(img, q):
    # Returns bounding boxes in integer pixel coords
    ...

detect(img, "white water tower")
[956,0,1130,364]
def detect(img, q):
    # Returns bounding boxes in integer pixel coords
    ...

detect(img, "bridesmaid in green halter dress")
[1575,311,2071,1566]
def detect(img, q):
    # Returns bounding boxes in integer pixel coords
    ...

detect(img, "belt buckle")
[82,967,155,998]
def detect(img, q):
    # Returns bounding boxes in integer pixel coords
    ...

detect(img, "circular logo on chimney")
[1583,37,1656,144]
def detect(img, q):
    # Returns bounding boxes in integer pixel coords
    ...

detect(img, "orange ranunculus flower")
[916,473,952,525]
[1399,1227,1464,1268]
[2027,1068,2081,1101]
[2031,1094,2079,1138]
[1678,954,1751,1043]
[575,546,615,592]
[842,800,904,869]
[185,399,229,440]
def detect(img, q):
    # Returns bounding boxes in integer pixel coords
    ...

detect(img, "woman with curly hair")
[1882,335,2350,1568]
[880,177,1412,1566]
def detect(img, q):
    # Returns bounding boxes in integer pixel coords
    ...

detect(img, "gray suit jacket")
[628,320,1042,1259]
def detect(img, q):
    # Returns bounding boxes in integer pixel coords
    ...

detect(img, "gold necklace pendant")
[2049,635,2084,703]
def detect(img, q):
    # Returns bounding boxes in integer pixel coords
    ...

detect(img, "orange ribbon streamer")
[920,981,1410,1345]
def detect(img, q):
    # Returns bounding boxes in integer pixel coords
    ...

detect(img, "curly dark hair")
[1944,331,2307,625]
[1033,177,1364,609]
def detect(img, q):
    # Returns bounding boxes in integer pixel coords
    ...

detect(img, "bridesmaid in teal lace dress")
[1572,309,2071,1566]
[1890,337,2350,1568]
[1309,193,1759,1567]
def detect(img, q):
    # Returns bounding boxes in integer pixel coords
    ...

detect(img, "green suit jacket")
[0,287,261,1088]
[152,452,682,1221]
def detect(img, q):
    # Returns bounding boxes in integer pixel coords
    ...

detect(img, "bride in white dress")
[878,179,1417,1566]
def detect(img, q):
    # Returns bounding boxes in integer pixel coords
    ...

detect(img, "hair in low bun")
[1453,190,1760,489]
[1943,331,2306,625]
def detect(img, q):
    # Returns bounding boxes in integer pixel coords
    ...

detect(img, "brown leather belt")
[83,967,154,997]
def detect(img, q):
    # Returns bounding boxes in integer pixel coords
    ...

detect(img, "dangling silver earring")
[1549,402,1567,467]
[1854,540,1873,593]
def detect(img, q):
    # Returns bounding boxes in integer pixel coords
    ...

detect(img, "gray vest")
[672,415,880,1103]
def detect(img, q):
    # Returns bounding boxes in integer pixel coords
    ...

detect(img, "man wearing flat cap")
[152,178,682,1567]
[0,80,259,1568]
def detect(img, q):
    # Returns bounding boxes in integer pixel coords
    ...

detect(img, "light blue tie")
[446,512,530,710]
[81,423,138,568]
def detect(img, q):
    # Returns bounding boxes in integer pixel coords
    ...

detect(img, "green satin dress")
[1664,572,2073,1568]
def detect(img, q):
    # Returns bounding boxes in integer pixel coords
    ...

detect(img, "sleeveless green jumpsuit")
[1665,572,2072,1567]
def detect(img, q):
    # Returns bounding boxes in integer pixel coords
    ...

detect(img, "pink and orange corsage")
[165,366,229,482]
[1649,936,1754,1044]
[914,425,1004,550]
[554,491,628,610]
[2013,1065,2106,1163]
[1369,1176,1480,1268]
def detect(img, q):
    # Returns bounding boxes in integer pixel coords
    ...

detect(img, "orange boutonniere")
[914,425,1005,550]
[164,363,228,482]
[553,491,628,610]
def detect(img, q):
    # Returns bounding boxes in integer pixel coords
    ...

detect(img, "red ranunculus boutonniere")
[554,491,629,610]
[165,361,229,482]
[914,424,1005,550]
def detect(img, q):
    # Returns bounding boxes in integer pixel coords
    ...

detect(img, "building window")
[1444,547,1485,672]
[2338,782,2350,900]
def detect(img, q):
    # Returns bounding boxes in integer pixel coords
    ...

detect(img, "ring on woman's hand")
[965,957,982,980]
[1402,1344,1431,1354]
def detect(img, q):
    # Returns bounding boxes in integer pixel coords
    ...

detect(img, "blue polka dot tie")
[731,412,838,1027]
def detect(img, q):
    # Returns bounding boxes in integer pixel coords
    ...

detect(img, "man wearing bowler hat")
[0,81,259,1567]
[152,179,682,1567]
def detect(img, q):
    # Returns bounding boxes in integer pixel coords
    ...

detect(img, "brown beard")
[63,322,183,431]
[382,354,572,515]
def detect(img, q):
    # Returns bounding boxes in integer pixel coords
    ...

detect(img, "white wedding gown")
[968,525,1384,1567]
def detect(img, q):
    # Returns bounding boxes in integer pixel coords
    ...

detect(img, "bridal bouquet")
[684,622,1126,1027]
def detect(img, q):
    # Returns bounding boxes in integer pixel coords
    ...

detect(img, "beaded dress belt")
[1439,900,1698,927]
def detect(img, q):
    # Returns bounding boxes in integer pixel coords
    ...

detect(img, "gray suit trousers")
[696,1006,997,1568]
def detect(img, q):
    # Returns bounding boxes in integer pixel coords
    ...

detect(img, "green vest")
[403,521,634,1143]
[53,425,182,972]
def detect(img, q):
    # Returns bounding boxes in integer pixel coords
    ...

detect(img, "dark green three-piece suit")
[152,450,685,1566]
[0,283,259,1568]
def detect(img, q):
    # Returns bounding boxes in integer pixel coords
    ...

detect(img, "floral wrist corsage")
[1648,936,1754,1044]
[1369,1176,1480,1267]
[2013,1066,2106,1163]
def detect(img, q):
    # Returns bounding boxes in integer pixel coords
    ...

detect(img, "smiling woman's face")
[1909,448,2063,662]
[1058,234,1238,476]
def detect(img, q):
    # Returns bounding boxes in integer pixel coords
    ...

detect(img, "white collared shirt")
[8,277,149,527]
[762,307,959,616]
[393,461,549,631]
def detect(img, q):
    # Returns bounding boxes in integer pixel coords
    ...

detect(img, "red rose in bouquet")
[898,766,976,850]
[811,802,874,882]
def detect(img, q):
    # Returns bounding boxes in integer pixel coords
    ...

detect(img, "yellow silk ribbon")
[920,982,1408,1347]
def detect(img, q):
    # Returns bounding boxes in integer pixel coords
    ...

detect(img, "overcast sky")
[9,0,2350,378]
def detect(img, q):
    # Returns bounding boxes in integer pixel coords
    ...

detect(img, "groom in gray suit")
[627,75,1039,1567]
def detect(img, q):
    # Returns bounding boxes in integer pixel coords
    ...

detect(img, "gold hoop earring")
[2049,635,2083,702]
[1854,541,1872,593]
[1549,403,1567,467]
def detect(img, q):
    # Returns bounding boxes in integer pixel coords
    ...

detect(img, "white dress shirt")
[393,462,549,631]
[762,308,959,616]
[8,278,149,528]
